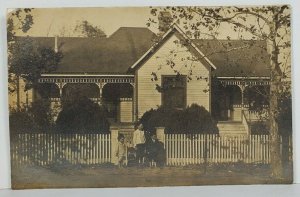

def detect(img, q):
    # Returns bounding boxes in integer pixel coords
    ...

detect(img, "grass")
[11,162,293,189]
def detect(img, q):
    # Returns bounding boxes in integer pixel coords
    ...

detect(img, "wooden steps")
[217,121,248,136]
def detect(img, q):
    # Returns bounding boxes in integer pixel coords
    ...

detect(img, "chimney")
[158,11,173,33]
[54,36,58,52]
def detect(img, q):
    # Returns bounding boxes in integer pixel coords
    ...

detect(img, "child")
[133,123,146,164]
[115,134,127,168]
[146,133,165,168]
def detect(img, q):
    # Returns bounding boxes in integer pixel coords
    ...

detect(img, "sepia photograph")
[7,6,292,189]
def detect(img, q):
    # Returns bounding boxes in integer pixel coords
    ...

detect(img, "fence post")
[156,127,165,146]
[111,127,119,165]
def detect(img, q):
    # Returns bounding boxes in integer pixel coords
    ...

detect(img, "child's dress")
[116,141,127,165]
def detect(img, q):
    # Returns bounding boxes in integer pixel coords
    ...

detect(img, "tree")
[7,9,33,43]
[10,37,63,88]
[74,20,107,38]
[149,6,291,178]
[7,9,34,110]
[7,9,63,110]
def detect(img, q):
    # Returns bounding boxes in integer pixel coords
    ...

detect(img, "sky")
[11,7,157,37]
[10,7,259,39]
[11,7,286,39]
[9,7,281,39]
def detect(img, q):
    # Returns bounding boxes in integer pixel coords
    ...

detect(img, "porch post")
[238,85,246,110]
[241,86,245,109]
[52,82,65,121]
[96,82,105,105]
[99,83,103,105]
[235,84,247,122]
[130,82,135,122]
[56,82,66,98]
[59,87,63,98]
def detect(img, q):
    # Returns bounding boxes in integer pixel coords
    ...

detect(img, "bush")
[181,104,219,134]
[139,104,218,134]
[28,99,54,131]
[9,99,54,134]
[139,107,173,133]
[250,121,269,135]
[9,108,36,134]
[56,96,110,134]
[250,95,292,136]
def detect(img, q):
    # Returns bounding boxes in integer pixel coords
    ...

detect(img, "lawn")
[11,162,293,189]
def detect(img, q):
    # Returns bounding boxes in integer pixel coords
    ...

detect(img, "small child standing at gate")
[115,134,127,168]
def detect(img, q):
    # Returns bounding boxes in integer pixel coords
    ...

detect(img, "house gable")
[129,24,216,73]
[135,29,211,118]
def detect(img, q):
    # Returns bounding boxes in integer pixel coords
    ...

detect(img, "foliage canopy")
[139,104,218,134]
[56,96,110,134]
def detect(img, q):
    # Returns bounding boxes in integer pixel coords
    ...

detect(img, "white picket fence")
[11,133,292,167]
[165,134,292,166]
[11,134,111,166]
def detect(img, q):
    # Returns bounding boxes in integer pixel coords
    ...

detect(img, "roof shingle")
[193,39,270,77]
[16,27,270,77]
[55,27,156,74]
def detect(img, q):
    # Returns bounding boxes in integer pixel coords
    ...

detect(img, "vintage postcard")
[7,6,292,189]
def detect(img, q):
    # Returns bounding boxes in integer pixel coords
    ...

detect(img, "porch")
[212,77,270,135]
[37,74,136,124]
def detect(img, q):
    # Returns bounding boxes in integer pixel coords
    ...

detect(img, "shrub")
[250,121,269,135]
[139,104,218,134]
[250,95,292,136]
[181,104,218,134]
[9,99,54,134]
[56,96,110,134]
[139,107,174,133]
[28,99,54,131]
[9,108,36,134]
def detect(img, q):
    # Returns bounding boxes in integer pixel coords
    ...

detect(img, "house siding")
[136,33,211,118]
[119,99,133,122]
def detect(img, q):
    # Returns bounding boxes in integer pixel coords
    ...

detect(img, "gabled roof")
[17,27,156,74]
[16,26,270,77]
[15,36,55,49]
[129,24,217,71]
[193,39,270,77]
[56,27,156,74]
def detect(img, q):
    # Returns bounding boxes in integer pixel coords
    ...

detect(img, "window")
[162,75,187,109]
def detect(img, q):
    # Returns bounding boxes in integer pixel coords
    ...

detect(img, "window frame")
[161,75,187,110]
